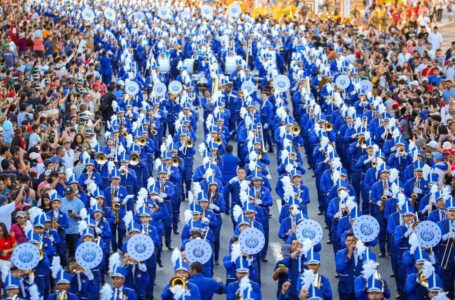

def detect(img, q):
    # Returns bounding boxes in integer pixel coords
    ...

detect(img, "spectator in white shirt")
[398,47,412,66]
[444,58,455,80]
[62,139,75,169]
[428,26,443,50]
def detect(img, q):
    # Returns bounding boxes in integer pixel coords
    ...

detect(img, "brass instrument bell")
[129,153,140,166]
[169,276,187,290]
[214,136,222,144]
[95,153,108,165]
[185,139,194,148]
[172,157,180,167]
[292,124,301,135]
[120,168,127,176]
[138,137,147,146]
[418,271,429,288]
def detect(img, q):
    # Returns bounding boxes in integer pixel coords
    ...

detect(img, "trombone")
[258,123,266,152]
[441,228,454,270]
[322,122,333,132]
[214,135,222,144]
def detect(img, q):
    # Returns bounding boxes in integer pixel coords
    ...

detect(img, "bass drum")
[158,57,171,73]
[184,58,196,74]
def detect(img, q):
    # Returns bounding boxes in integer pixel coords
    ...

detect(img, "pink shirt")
[10,223,27,245]
[33,38,44,51]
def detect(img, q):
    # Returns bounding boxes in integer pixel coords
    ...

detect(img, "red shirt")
[0,235,16,260]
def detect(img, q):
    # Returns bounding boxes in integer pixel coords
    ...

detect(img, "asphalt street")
[152,109,396,300]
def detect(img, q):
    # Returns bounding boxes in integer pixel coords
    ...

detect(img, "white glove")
[48,235,54,242]
[84,179,91,185]
[422,204,432,214]
[264,123,269,129]
[334,212,342,219]
[364,157,372,164]
[391,146,396,152]
[138,263,147,272]
[95,227,102,234]
[159,192,167,198]
[229,177,239,184]
[28,272,35,284]
[84,269,94,280]
[179,146,184,151]
[202,217,210,224]
[404,228,412,238]
[384,190,392,197]
[114,197,120,203]
[442,232,454,241]
[376,200,382,207]
[351,134,357,139]
[209,203,220,211]
[256,199,263,205]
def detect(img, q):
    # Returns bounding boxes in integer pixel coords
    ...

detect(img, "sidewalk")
[439,21,455,51]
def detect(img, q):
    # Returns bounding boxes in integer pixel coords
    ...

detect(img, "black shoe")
[324,225,328,229]
[317,211,323,215]
[378,252,385,258]
[268,149,274,153]
[326,240,332,244]
[166,244,174,250]
[262,257,268,262]
[173,229,179,235]
[215,260,219,266]
[158,261,163,268]
[225,211,230,216]
[335,274,340,278]
[390,273,395,277]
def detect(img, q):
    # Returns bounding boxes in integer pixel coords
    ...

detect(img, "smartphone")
[68,210,73,214]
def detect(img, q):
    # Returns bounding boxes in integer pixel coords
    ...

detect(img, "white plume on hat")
[123,210,133,229]
[409,233,420,256]
[50,256,62,279]
[233,204,244,221]
[100,283,113,300]
[300,268,314,291]
[28,207,42,224]
[1,261,11,283]
[171,248,182,265]
[361,260,379,280]
[230,242,242,263]
[80,208,88,220]
[78,219,88,235]
[108,253,121,275]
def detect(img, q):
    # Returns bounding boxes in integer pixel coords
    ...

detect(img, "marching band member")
[99,257,138,300]
[49,263,79,300]
[436,197,455,299]
[393,202,419,298]
[226,257,262,300]
[118,152,139,196]
[161,251,201,300]
[67,258,98,300]
[46,192,69,265]
[156,164,176,250]
[188,262,225,300]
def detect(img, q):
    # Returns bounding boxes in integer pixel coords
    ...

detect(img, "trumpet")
[71,265,85,274]
[95,153,108,165]
[151,127,158,135]
[358,137,366,149]
[124,257,139,265]
[138,137,147,146]
[292,124,301,135]
[120,168,127,176]
[169,276,187,291]
[130,152,140,166]
[371,160,377,167]
[113,202,121,224]
[214,135,222,144]
[172,157,180,167]
[57,290,68,300]
[418,271,429,288]
[185,139,194,148]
